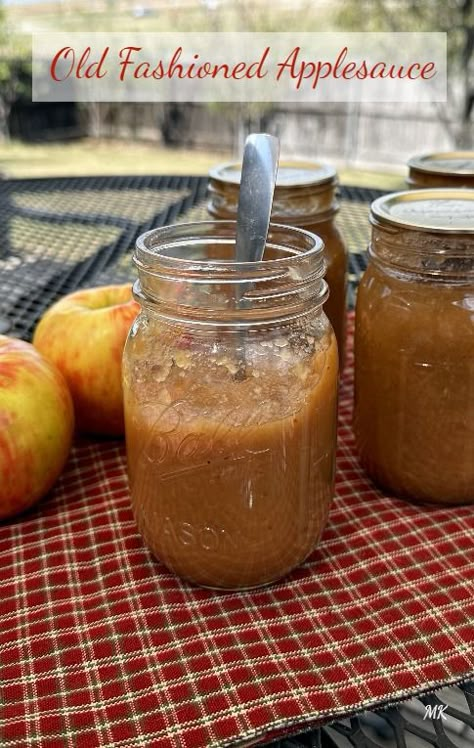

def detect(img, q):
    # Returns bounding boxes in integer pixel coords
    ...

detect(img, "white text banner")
[32,32,447,103]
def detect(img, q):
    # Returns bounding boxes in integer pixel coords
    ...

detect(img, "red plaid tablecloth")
[1,318,473,748]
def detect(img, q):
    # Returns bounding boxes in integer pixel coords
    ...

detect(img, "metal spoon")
[233,134,279,375]
[235,133,280,267]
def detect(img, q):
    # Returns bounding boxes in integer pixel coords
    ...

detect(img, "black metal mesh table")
[0,175,374,340]
[0,174,472,747]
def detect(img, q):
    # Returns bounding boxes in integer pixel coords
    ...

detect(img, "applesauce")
[354,190,474,505]
[123,222,338,588]
[208,161,348,366]
[407,151,474,189]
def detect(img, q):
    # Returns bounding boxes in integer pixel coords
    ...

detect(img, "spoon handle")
[235,133,280,265]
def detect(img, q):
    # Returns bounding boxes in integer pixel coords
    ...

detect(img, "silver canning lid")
[371,189,474,234]
[209,159,337,189]
[407,151,474,177]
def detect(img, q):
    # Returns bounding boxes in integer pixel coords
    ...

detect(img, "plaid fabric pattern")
[1,316,473,748]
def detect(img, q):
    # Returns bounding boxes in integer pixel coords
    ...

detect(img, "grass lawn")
[0,139,405,189]
[0,139,232,178]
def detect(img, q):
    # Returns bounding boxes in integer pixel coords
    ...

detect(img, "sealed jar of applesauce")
[354,189,474,505]
[123,221,338,589]
[208,161,348,365]
[407,151,474,188]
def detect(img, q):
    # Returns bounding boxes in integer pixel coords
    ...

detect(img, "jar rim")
[370,189,474,235]
[134,220,328,325]
[135,220,325,273]
[208,159,337,189]
[407,151,474,177]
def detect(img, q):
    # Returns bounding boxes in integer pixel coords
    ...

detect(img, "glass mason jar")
[354,189,474,505]
[208,160,348,366]
[407,151,474,189]
[123,221,338,589]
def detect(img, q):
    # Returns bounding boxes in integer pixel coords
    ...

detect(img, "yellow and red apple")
[33,284,139,436]
[0,335,74,520]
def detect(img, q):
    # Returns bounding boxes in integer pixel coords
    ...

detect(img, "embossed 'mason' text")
[160,517,239,552]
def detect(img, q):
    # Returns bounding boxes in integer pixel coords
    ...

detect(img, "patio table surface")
[0,175,473,748]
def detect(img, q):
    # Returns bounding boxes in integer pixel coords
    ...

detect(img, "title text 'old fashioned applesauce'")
[208,161,348,365]
[123,222,338,589]
[354,190,474,505]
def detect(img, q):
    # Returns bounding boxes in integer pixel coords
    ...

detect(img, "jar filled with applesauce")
[123,221,338,589]
[354,189,474,505]
[208,161,348,365]
[407,151,474,188]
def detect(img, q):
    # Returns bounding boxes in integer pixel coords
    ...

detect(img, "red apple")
[0,336,74,520]
[33,284,140,436]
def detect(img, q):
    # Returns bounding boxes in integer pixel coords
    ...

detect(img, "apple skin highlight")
[33,284,140,436]
[0,336,74,520]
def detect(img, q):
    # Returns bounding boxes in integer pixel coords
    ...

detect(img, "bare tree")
[0,8,32,140]
[336,0,473,147]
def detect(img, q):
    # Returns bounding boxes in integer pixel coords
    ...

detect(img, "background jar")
[123,221,338,589]
[354,189,474,505]
[208,160,348,366]
[407,151,474,188]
